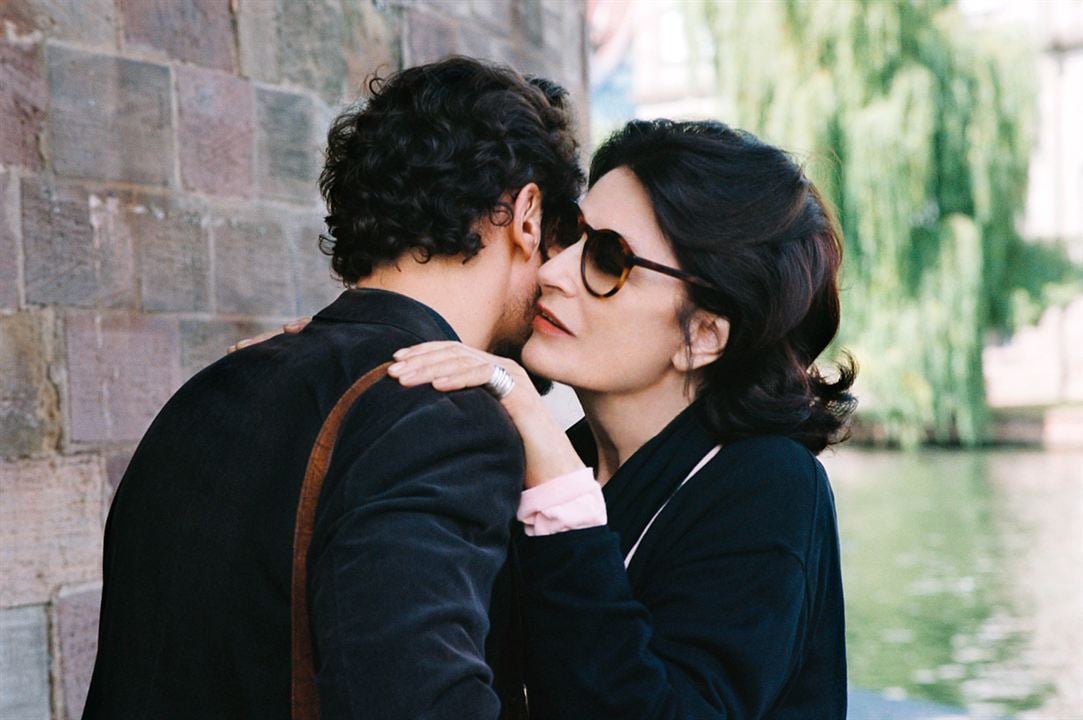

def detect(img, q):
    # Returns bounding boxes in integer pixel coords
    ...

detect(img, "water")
[822,448,1083,719]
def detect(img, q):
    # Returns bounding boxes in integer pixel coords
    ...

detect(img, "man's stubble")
[489,285,553,396]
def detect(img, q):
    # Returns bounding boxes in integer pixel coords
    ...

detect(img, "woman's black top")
[514,401,847,719]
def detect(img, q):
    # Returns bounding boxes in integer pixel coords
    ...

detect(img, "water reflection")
[822,448,1083,718]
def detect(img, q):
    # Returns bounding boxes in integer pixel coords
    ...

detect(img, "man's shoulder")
[342,377,522,460]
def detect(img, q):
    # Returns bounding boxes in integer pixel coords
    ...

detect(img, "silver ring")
[483,365,515,399]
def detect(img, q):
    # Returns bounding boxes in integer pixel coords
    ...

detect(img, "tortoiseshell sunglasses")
[545,204,724,298]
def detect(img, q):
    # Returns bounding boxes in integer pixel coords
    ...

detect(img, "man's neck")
[577,372,695,486]
[354,256,501,351]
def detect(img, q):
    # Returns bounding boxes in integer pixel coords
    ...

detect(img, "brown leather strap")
[291,362,392,720]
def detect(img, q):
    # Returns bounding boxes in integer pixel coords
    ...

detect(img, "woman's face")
[521,167,691,395]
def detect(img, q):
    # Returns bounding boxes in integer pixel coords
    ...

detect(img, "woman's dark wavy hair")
[319,56,584,283]
[590,119,857,453]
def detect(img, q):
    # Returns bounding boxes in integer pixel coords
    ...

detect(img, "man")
[83,57,583,719]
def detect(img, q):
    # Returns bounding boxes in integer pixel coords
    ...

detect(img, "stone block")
[119,0,234,71]
[341,0,401,93]
[176,65,255,198]
[287,216,340,316]
[459,24,517,66]
[118,193,210,313]
[54,584,102,720]
[470,0,513,30]
[514,43,550,80]
[65,313,181,444]
[21,177,94,306]
[255,88,319,202]
[0,170,20,309]
[276,0,348,104]
[0,604,50,720]
[104,450,132,500]
[0,456,105,606]
[212,212,296,316]
[47,45,173,186]
[236,0,279,82]
[516,0,544,46]
[430,0,473,19]
[0,40,46,170]
[404,6,460,66]
[21,178,136,308]
[0,312,61,458]
[179,318,281,379]
[550,0,588,95]
[273,0,399,105]
[0,0,116,47]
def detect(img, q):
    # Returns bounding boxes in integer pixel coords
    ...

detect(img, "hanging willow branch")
[693,0,1079,446]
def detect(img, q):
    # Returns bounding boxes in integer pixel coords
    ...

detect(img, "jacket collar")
[315,288,460,342]
[568,400,716,559]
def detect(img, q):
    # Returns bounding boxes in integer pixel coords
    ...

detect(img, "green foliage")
[694,0,1080,446]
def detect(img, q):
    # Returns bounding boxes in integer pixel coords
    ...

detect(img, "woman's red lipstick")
[533,303,575,336]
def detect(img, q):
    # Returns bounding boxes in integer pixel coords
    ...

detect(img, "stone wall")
[0,1,587,717]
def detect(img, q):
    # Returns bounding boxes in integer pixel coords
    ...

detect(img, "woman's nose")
[538,239,582,296]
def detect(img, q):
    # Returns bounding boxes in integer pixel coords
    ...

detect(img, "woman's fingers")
[391,342,489,376]
[389,340,536,408]
[226,317,311,353]
[430,363,497,392]
[227,329,280,354]
[284,316,312,333]
[390,354,487,386]
[392,341,467,362]
[388,344,525,397]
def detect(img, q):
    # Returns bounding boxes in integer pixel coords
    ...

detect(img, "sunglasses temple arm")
[633,257,721,292]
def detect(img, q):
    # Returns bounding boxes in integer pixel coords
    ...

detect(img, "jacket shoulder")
[703,435,823,501]
[669,435,832,560]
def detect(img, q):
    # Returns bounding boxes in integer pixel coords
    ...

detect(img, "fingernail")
[388,362,404,375]
[393,348,408,359]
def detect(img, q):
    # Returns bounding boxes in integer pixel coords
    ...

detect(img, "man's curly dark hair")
[319,56,585,284]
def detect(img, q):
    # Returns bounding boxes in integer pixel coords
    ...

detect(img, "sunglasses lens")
[541,205,583,259]
[582,231,628,296]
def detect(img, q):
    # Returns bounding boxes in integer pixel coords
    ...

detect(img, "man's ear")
[672,311,730,372]
[510,182,543,259]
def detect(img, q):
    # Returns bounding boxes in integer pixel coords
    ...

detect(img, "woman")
[250,119,856,718]
[385,118,856,719]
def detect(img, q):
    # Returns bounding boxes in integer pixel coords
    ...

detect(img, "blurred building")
[588,0,723,143]
[962,0,1083,262]
[0,2,587,718]
[962,0,1083,426]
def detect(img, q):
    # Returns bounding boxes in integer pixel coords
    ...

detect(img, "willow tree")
[692,0,1072,446]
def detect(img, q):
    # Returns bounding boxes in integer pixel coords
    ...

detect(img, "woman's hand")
[226,317,311,354]
[389,341,585,489]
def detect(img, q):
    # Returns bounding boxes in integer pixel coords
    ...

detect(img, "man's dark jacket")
[82,289,525,720]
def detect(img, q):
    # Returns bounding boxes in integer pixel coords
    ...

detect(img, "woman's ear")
[672,311,729,372]
[510,182,543,258]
